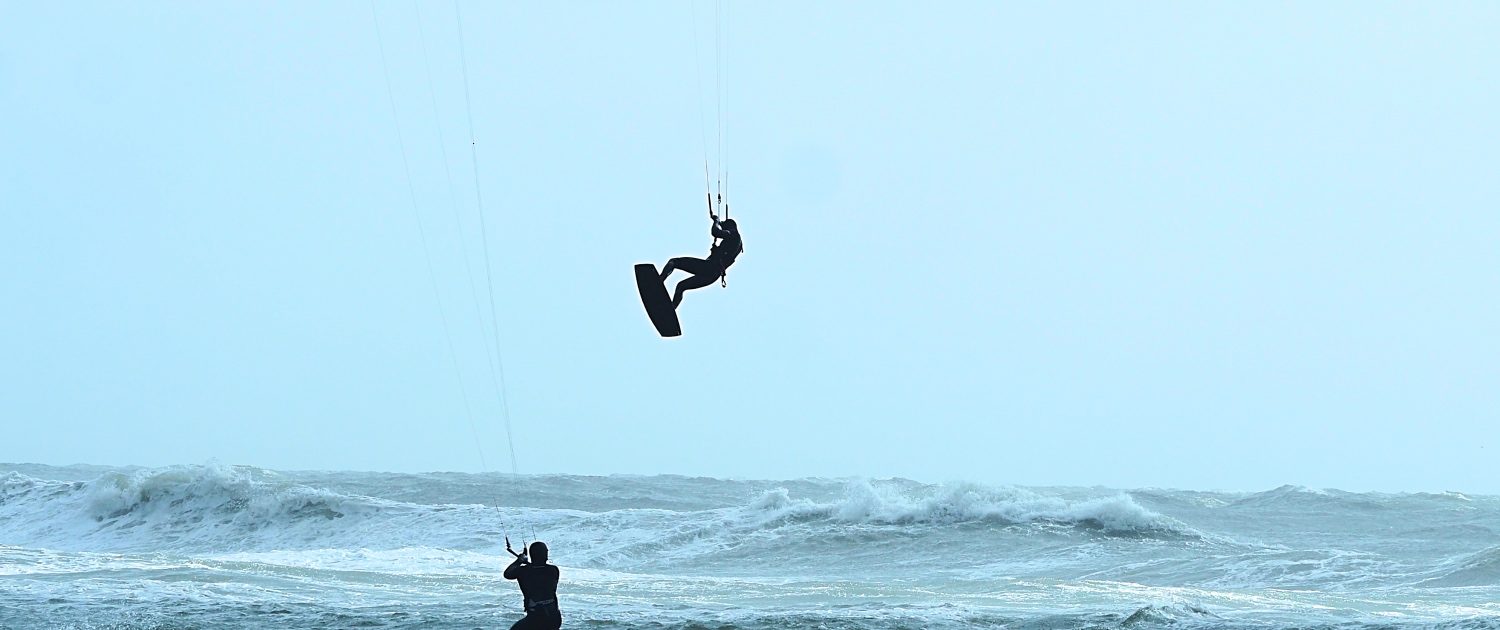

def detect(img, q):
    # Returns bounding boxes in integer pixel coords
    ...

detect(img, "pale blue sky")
[3,1,1497,492]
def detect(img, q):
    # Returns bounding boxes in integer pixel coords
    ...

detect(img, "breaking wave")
[0,466,402,552]
[742,480,1191,536]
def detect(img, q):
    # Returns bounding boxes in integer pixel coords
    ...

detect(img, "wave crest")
[1422,546,1500,588]
[0,465,389,552]
[743,480,1189,536]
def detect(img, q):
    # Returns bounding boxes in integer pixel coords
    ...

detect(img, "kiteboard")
[634,263,682,337]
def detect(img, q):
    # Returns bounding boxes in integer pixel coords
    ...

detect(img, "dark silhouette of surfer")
[505,541,561,630]
[660,213,742,308]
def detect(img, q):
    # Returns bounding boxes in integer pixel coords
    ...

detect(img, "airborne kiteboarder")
[659,209,743,308]
[633,196,743,338]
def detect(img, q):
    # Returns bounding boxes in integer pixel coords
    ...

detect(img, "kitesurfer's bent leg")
[672,272,719,308]
[661,256,722,308]
[661,256,714,280]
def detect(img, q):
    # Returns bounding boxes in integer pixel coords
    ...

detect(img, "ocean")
[1,463,1497,629]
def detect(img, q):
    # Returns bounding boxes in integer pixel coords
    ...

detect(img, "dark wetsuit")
[504,558,561,630]
[663,221,743,307]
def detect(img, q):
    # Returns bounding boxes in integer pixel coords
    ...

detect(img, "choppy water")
[2,463,1497,629]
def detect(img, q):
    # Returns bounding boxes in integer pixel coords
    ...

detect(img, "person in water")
[660,212,743,308]
[504,541,561,630]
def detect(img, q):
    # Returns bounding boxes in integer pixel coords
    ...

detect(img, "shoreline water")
[2,463,1497,629]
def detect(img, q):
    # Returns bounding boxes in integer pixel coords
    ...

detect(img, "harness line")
[372,0,526,545]
[414,1,500,478]
[371,1,493,503]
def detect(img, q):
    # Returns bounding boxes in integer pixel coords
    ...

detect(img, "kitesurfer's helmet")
[529,541,548,564]
[721,218,738,232]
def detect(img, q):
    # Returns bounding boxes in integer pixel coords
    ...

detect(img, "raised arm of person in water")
[503,550,528,580]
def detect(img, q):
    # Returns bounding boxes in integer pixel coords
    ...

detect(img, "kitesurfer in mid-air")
[504,540,562,630]
[660,211,743,308]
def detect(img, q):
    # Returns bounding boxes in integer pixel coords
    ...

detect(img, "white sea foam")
[3,463,1500,630]
[742,479,1187,535]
